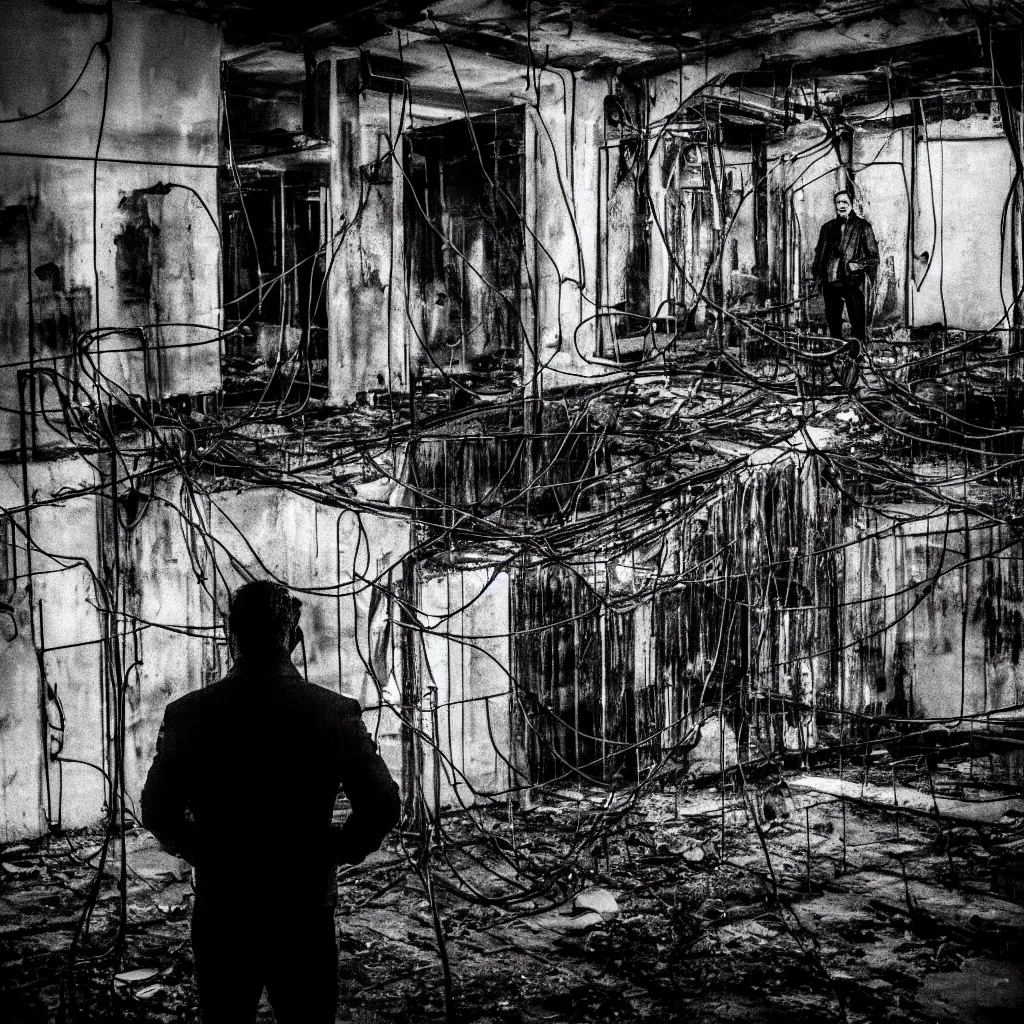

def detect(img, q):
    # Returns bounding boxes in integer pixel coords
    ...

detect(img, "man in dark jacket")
[812,189,879,343]
[141,581,401,1024]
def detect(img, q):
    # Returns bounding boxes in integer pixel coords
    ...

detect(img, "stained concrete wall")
[529,73,606,381]
[120,476,218,809]
[843,507,1024,720]
[420,569,513,810]
[853,125,910,327]
[910,117,1016,332]
[770,123,843,321]
[794,110,1017,333]
[204,480,409,786]
[0,467,417,839]
[0,457,105,837]
[0,590,45,842]
[0,0,221,453]
[325,61,407,401]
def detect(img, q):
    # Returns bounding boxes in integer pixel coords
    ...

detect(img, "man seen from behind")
[141,581,401,1023]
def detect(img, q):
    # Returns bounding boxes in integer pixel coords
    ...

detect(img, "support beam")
[323,52,405,402]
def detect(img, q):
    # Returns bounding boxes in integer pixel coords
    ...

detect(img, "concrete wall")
[854,125,910,327]
[325,60,407,401]
[0,0,221,452]
[420,569,513,810]
[529,73,606,382]
[0,457,105,837]
[0,590,45,842]
[770,123,843,322]
[817,110,1016,333]
[120,476,218,808]
[844,507,1024,720]
[910,116,1016,332]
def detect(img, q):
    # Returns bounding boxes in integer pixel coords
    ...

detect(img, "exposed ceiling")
[153,2,1018,65]
[198,1,1023,124]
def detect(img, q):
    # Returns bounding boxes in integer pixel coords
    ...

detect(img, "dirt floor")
[2,756,1023,1023]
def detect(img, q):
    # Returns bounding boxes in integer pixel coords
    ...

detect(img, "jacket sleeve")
[329,702,401,865]
[140,703,197,864]
[861,219,880,280]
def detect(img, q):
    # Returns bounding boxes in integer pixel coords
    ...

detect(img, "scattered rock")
[114,967,161,986]
[562,911,605,934]
[573,887,619,921]
[128,847,191,883]
[0,862,41,879]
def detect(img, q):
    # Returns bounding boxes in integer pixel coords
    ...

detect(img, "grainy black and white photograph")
[2,1,1024,1022]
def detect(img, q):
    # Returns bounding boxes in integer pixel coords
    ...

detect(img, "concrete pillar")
[525,72,606,382]
[322,53,406,403]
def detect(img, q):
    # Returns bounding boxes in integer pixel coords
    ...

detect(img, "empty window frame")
[221,168,329,395]
[596,85,652,361]
[403,107,526,373]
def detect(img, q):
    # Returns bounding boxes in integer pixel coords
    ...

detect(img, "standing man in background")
[142,581,401,1024]
[813,189,879,346]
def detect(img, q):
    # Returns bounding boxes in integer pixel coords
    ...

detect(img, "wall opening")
[403,106,526,374]
[220,168,329,401]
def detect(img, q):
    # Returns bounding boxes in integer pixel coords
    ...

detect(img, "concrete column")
[526,72,606,383]
[325,52,360,404]
[322,53,405,403]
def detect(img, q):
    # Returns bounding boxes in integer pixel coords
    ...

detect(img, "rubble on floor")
[2,755,1022,1023]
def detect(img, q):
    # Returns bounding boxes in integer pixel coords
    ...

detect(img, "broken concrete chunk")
[573,887,619,921]
[128,847,191,883]
[0,862,41,879]
[563,911,605,934]
[682,846,706,864]
[114,967,161,985]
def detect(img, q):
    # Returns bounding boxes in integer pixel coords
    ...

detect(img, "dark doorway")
[403,107,526,373]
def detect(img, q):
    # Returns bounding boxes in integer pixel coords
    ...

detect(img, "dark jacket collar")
[224,650,303,684]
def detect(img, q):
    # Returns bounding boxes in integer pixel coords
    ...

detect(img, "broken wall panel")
[511,561,664,785]
[419,569,513,811]
[661,136,717,335]
[220,168,329,396]
[403,107,526,375]
[509,447,850,789]
[597,79,651,358]
[853,124,910,328]
[843,507,1024,720]
[0,458,105,834]
[910,115,1017,332]
[119,476,218,808]
[721,144,760,316]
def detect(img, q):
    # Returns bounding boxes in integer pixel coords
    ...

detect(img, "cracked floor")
[2,756,1023,1023]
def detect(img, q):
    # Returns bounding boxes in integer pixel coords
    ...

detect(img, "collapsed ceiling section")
[212,0,1015,151]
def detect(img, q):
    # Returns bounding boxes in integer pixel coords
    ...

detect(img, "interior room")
[1,2,1022,1022]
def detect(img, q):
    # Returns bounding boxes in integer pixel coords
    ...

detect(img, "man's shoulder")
[162,673,362,724]
[164,680,224,722]
[301,682,362,719]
